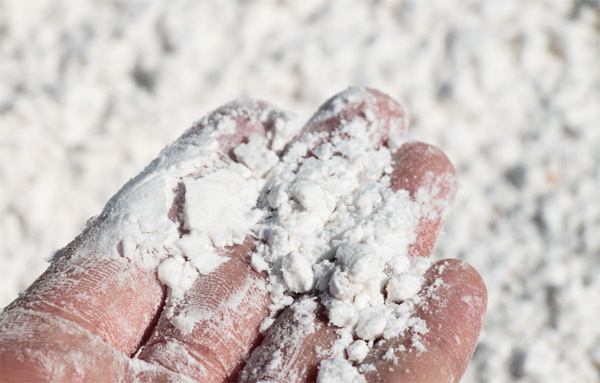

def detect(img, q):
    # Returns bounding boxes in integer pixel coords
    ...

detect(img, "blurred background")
[1,0,598,382]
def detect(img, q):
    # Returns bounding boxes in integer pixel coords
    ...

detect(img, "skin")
[0,88,487,383]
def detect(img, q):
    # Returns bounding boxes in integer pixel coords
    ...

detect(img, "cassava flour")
[87,87,443,381]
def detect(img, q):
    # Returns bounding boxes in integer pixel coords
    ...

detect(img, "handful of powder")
[95,87,454,382]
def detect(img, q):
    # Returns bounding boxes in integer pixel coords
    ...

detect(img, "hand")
[0,88,487,383]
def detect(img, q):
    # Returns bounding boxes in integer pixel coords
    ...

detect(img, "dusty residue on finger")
[182,99,301,157]
[138,243,270,382]
[418,259,487,364]
[300,86,408,149]
[361,259,487,383]
[238,297,338,383]
[390,142,459,258]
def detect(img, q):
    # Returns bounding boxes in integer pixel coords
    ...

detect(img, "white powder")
[155,164,265,296]
[234,133,280,177]
[387,272,425,303]
[120,87,431,380]
[65,101,296,305]
[281,251,315,293]
[346,340,369,362]
[317,357,365,383]
[3,2,598,382]
[255,93,437,381]
[180,165,264,248]
[82,87,433,381]
[157,255,198,296]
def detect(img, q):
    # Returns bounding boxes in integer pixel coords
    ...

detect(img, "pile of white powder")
[88,87,437,381]
[1,1,598,382]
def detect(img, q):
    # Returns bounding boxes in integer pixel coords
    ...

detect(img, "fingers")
[137,242,269,383]
[181,99,279,159]
[390,142,458,258]
[362,259,487,383]
[2,88,470,383]
[2,229,164,356]
[0,308,195,383]
[237,297,338,383]
[0,307,128,382]
[0,99,284,381]
[134,101,289,381]
[301,87,408,146]
[287,87,407,153]
[238,88,409,381]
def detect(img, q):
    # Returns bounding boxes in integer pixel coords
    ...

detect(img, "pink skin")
[0,89,487,383]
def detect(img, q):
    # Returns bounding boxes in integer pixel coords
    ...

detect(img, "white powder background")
[0,1,598,382]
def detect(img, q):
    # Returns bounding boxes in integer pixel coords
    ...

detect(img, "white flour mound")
[1,1,598,382]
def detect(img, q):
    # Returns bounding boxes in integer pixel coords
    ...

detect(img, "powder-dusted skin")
[0,88,481,383]
[250,88,439,380]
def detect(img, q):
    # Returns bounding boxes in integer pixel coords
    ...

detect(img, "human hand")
[0,88,487,383]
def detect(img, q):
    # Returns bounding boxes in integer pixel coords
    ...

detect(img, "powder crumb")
[264,350,283,373]
[328,300,358,328]
[234,133,279,177]
[251,252,270,273]
[157,256,199,298]
[386,272,424,303]
[347,340,369,362]
[317,357,365,383]
[289,180,328,211]
[336,244,383,284]
[188,251,228,275]
[358,363,376,374]
[355,307,388,341]
[171,314,197,336]
[266,110,301,153]
[383,347,399,365]
[281,251,315,293]
[412,338,426,354]
[176,232,229,275]
[183,167,263,248]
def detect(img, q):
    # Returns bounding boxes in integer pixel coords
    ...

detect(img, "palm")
[0,88,486,383]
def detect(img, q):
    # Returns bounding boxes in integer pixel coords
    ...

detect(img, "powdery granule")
[317,357,365,383]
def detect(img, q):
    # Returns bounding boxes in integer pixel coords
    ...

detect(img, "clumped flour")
[92,88,442,381]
